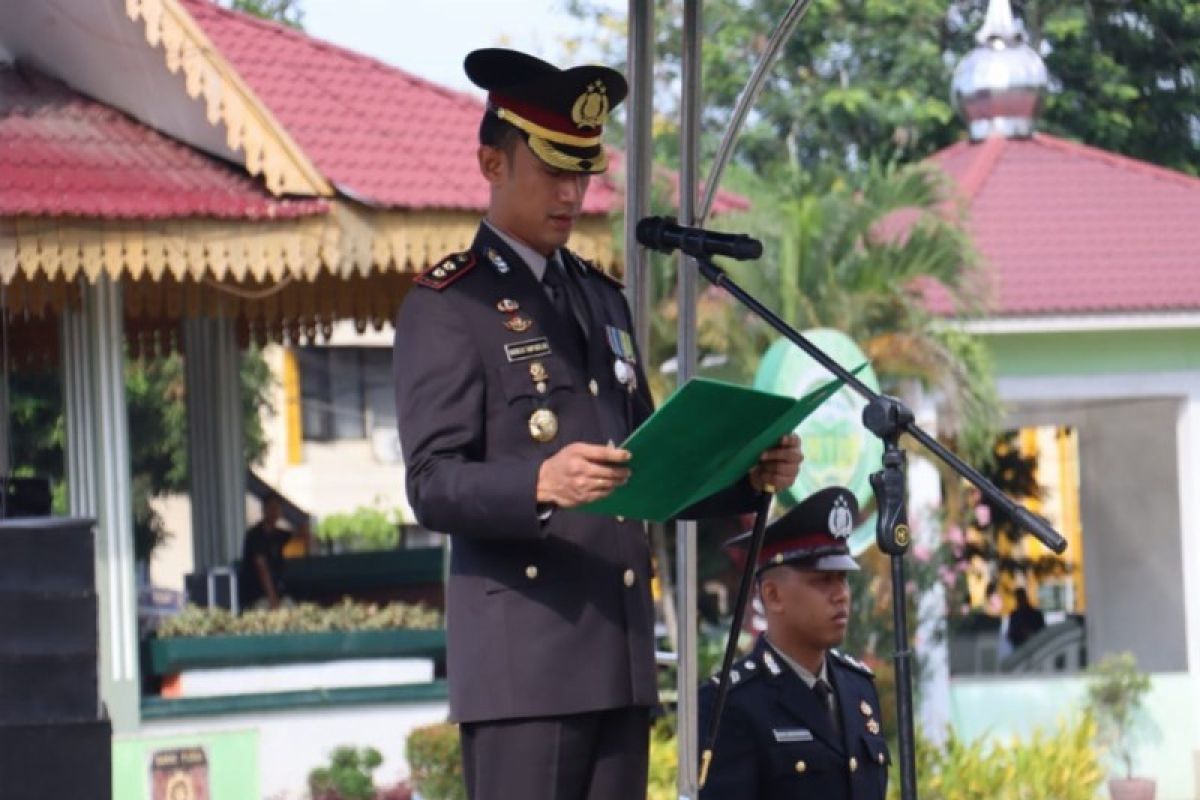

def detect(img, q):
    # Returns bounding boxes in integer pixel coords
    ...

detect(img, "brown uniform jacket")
[393,223,759,723]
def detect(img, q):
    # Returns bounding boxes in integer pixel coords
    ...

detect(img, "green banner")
[754,329,883,552]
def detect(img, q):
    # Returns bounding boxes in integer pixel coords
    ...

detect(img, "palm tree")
[702,161,1000,463]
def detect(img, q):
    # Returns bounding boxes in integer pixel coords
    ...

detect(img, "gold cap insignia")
[571,80,609,129]
[528,408,559,442]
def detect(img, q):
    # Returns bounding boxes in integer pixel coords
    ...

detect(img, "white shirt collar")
[765,637,829,689]
[483,219,558,282]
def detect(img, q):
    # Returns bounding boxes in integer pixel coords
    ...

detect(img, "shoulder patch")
[831,649,875,678]
[415,251,476,290]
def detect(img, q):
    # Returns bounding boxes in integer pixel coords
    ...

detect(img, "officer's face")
[762,567,851,651]
[480,140,591,257]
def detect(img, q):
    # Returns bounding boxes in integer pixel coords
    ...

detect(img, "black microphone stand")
[687,250,1067,800]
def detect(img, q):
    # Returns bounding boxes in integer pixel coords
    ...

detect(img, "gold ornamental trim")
[124,0,332,198]
[0,208,619,354]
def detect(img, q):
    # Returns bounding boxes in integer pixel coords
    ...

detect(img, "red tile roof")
[0,64,327,220]
[180,0,747,216]
[180,0,612,212]
[927,133,1200,317]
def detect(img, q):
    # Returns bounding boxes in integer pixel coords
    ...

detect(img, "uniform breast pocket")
[768,739,843,785]
[860,732,890,770]
[495,356,576,405]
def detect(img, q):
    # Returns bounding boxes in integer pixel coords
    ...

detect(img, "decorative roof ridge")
[956,135,1008,201]
[1031,132,1200,191]
[125,0,333,198]
[177,0,484,112]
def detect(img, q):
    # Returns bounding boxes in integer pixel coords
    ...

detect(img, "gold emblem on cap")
[529,361,549,382]
[860,700,873,716]
[572,80,609,129]
[528,408,558,442]
[505,314,533,333]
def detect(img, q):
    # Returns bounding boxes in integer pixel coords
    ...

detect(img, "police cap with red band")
[464,47,627,174]
[727,486,862,574]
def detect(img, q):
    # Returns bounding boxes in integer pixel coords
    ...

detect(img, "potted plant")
[1085,652,1154,800]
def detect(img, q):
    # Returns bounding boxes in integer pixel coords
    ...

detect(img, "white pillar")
[1176,390,1200,797]
[61,277,139,731]
[905,384,951,742]
[183,316,247,573]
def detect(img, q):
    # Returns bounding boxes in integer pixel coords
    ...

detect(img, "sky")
[302,0,625,96]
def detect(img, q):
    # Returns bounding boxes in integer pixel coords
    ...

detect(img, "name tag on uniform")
[772,728,814,743]
[505,337,551,363]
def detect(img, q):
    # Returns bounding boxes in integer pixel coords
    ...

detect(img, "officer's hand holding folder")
[580,375,850,522]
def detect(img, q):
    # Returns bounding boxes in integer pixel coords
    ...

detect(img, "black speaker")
[0,518,110,799]
[0,717,112,800]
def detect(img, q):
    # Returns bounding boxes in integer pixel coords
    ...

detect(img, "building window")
[297,347,395,442]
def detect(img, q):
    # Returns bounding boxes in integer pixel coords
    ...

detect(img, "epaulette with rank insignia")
[707,654,761,691]
[831,649,875,678]
[416,251,476,290]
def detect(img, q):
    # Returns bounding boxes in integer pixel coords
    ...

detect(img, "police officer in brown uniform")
[699,487,889,800]
[392,48,803,800]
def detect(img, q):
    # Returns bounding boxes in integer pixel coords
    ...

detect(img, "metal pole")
[624,0,653,352]
[676,1,702,796]
[697,0,816,223]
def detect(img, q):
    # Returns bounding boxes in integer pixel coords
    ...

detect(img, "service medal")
[528,408,558,442]
[614,359,632,385]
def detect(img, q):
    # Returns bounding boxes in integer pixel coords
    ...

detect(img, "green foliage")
[723,161,999,464]
[6,347,274,564]
[406,723,467,800]
[647,716,679,800]
[227,0,304,29]
[1086,652,1152,779]
[564,0,1199,182]
[889,716,1103,800]
[308,745,383,800]
[316,506,404,552]
[155,598,441,638]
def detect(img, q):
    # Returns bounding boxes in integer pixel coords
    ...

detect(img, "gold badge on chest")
[528,408,559,443]
[504,314,534,333]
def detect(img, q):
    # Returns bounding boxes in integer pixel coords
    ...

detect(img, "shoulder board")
[830,649,875,678]
[707,655,762,691]
[566,250,624,290]
[415,251,476,290]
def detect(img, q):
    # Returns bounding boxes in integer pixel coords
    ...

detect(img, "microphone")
[635,216,763,261]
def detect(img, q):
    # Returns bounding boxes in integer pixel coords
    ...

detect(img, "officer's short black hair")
[479,112,523,160]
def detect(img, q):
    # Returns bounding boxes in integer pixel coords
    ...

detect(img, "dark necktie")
[542,258,589,353]
[813,678,842,739]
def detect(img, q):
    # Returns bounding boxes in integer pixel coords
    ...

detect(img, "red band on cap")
[490,92,589,138]
[758,531,835,567]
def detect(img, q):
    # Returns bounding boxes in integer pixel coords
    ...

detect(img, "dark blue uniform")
[699,636,890,800]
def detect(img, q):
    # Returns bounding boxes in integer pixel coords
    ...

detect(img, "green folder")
[579,374,850,522]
